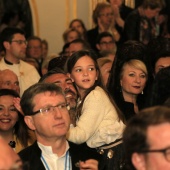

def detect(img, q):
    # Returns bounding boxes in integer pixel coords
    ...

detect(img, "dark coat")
[19,141,102,170]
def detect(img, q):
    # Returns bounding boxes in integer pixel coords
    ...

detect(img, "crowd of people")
[0,0,170,169]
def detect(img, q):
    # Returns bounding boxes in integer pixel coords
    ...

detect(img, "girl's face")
[120,64,147,98]
[70,55,98,97]
[71,21,84,34]
[0,95,18,133]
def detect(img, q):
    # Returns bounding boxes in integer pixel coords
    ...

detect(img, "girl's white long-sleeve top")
[67,86,125,148]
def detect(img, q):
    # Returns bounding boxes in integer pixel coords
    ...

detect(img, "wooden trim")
[29,0,39,35]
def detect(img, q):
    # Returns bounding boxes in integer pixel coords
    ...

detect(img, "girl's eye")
[89,67,95,71]
[75,69,81,72]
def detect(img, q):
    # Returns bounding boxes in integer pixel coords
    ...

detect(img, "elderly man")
[19,83,100,170]
[0,69,20,94]
[39,68,77,125]
[123,106,170,170]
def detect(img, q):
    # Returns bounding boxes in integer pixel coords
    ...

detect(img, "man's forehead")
[1,71,18,80]
[147,123,170,147]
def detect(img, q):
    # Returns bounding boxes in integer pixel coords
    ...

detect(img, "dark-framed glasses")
[140,146,170,162]
[99,13,113,17]
[100,41,114,45]
[10,40,27,45]
[32,103,70,115]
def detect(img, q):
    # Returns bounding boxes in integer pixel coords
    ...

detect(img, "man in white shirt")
[0,27,40,96]
[19,83,100,170]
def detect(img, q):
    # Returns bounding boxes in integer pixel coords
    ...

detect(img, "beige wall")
[29,0,91,56]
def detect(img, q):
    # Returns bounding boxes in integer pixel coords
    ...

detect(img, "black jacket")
[19,141,102,170]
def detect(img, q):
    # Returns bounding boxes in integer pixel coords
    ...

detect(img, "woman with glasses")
[87,2,120,52]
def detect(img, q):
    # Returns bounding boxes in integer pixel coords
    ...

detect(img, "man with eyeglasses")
[19,83,101,170]
[96,32,117,55]
[0,27,40,96]
[123,106,170,170]
[26,36,43,76]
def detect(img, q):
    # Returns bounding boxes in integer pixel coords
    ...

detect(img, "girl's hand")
[13,97,24,116]
[79,159,98,170]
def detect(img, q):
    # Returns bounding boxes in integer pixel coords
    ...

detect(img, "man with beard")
[0,27,40,96]
[39,67,77,125]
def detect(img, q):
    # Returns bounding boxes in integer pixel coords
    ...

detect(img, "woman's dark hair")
[67,50,124,121]
[147,66,170,106]
[107,40,148,98]
[0,89,29,147]
[69,19,87,37]
[147,37,170,75]
[107,41,149,120]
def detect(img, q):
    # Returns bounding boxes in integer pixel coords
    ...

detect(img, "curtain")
[125,0,135,9]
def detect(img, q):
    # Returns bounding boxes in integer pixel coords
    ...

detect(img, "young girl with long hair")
[66,50,125,170]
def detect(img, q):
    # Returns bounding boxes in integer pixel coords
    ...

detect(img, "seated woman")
[63,28,81,44]
[87,2,120,52]
[69,19,87,41]
[0,89,32,152]
[107,41,149,120]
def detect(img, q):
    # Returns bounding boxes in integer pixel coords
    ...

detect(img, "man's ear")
[24,116,36,130]
[67,73,74,82]
[132,153,146,170]
[3,41,10,50]
[96,43,100,50]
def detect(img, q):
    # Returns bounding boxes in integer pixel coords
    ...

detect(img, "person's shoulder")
[126,9,139,19]
[86,86,107,100]
[20,60,36,69]
[87,27,98,34]
[91,86,105,95]
[18,141,39,158]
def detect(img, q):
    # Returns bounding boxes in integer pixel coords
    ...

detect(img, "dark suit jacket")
[86,26,99,52]
[19,141,101,170]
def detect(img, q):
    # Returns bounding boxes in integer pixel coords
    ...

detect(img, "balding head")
[0,69,20,94]
[0,138,22,169]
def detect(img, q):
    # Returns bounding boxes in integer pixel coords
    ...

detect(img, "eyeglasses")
[99,13,114,17]
[140,146,170,162]
[27,46,42,50]
[100,41,114,45]
[10,40,27,45]
[32,103,70,115]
